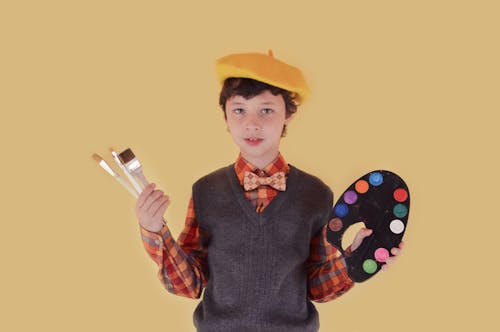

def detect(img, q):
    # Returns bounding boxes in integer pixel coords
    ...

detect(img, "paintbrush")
[92,153,138,198]
[118,148,149,188]
[109,147,143,194]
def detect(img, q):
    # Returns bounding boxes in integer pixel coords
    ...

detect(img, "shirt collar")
[234,152,290,186]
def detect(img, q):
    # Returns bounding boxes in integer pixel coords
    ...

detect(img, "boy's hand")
[135,183,171,233]
[349,228,404,270]
[349,227,373,252]
[381,241,404,271]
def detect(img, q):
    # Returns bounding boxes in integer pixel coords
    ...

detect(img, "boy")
[136,50,403,332]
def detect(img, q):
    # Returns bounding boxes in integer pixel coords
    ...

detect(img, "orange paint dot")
[355,180,369,194]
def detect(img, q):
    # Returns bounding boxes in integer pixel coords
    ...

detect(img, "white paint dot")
[390,219,405,234]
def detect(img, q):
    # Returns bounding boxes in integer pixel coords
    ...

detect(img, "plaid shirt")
[140,153,354,301]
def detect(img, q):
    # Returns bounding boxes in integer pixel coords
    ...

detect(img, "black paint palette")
[326,170,410,282]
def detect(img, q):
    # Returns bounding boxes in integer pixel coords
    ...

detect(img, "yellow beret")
[215,50,310,105]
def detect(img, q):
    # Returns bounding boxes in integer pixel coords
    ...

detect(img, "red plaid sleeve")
[140,196,209,299]
[307,225,355,302]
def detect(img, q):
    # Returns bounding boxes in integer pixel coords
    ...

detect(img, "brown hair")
[219,77,298,120]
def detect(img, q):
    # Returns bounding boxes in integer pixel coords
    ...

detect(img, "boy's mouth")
[244,137,263,146]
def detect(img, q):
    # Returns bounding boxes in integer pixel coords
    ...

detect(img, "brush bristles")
[118,148,135,164]
[93,153,117,176]
[92,153,103,162]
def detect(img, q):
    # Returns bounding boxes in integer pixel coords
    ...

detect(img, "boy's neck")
[240,151,280,170]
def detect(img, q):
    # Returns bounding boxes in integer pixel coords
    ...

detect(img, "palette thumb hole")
[326,170,410,282]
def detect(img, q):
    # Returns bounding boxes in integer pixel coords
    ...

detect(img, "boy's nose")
[244,115,262,131]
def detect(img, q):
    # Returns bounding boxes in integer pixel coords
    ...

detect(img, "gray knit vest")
[192,164,333,332]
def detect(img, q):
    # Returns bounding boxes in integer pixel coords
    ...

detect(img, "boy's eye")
[261,108,273,114]
[233,108,244,114]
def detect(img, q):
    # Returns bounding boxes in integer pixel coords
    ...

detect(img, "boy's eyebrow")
[228,101,278,106]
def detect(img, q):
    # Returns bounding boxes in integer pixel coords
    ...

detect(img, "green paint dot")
[393,204,408,218]
[363,259,378,274]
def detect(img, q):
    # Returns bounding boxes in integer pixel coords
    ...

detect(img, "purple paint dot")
[344,190,358,205]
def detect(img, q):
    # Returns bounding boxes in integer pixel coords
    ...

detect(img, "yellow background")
[1,1,498,331]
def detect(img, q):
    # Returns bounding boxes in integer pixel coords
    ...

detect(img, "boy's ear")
[285,113,295,124]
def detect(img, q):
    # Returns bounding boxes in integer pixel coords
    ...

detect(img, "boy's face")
[225,90,293,168]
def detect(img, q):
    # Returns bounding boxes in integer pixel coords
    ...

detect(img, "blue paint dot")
[335,203,349,217]
[369,172,384,186]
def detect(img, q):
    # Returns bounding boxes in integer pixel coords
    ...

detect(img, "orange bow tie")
[243,171,287,191]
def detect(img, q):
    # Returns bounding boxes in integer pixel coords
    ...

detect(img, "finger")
[137,183,156,209]
[137,190,163,218]
[385,256,396,265]
[351,228,373,252]
[399,241,405,249]
[153,199,171,218]
[355,228,373,241]
[144,190,165,214]
[381,264,390,271]
[362,228,373,236]
[149,195,169,215]
[152,196,171,218]
[391,247,401,256]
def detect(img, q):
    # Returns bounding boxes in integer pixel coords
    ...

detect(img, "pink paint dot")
[374,248,390,262]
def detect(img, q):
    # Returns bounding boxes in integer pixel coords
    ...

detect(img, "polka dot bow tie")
[243,171,287,191]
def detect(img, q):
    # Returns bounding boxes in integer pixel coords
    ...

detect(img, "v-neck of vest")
[225,163,298,223]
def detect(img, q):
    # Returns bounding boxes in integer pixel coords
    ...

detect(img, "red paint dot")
[393,188,408,202]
